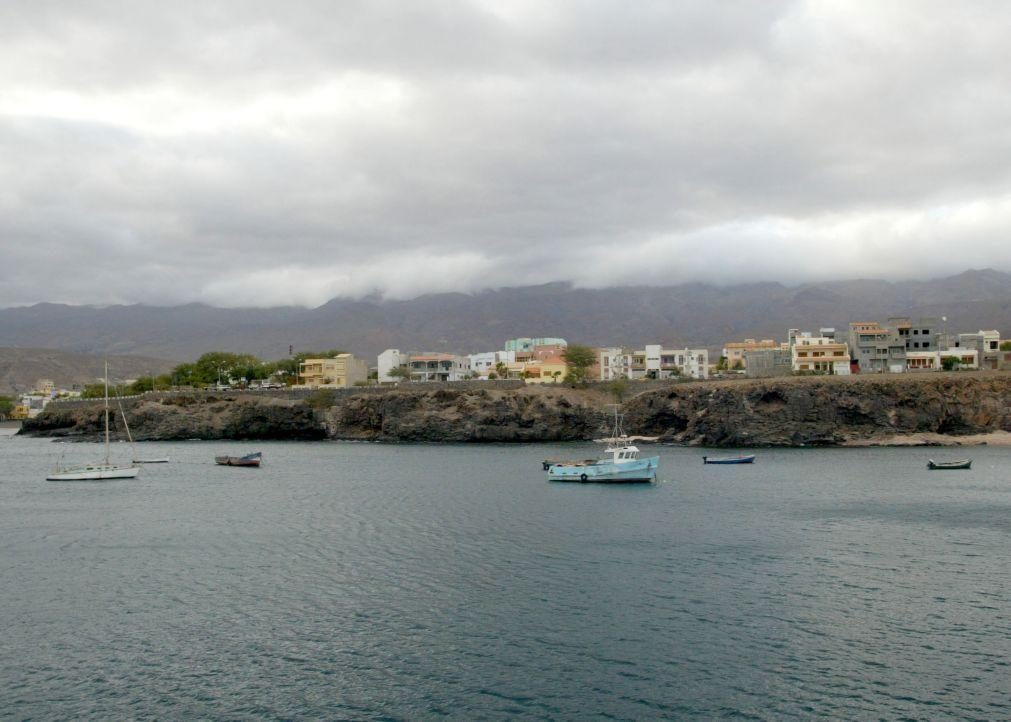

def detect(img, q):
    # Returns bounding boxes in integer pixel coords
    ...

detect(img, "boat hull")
[134,458,170,464]
[927,459,971,470]
[46,465,140,481]
[215,455,261,467]
[703,455,756,465]
[548,456,658,483]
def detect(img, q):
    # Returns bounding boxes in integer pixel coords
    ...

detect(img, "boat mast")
[104,360,110,465]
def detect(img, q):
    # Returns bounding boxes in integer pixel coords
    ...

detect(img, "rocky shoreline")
[20,372,1011,447]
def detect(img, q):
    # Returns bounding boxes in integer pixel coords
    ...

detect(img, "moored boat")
[546,406,658,483]
[215,451,262,467]
[927,459,971,470]
[46,362,140,482]
[703,454,756,465]
[133,457,170,464]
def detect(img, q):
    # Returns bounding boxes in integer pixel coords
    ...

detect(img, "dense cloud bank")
[2,1,1010,307]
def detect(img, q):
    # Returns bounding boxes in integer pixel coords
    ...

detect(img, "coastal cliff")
[21,372,1011,446]
[623,373,1011,446]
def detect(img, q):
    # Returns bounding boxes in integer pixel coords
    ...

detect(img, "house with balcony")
[791,336,851,374]
[408,354,470,382]
[848,322,906,372]
[298,353,369,388]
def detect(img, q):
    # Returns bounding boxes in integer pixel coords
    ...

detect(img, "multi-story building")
[723,339,781,370]
[378,349,411,383]
[598,345,709,380]
[298,354,369,388]
[408,354,470,382]
[848,322,906,372]
[791,336,851,374]
[887,317,942,352]
[507,350,568,383]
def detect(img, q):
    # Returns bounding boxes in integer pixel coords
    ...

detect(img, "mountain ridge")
[1,269,1008,361]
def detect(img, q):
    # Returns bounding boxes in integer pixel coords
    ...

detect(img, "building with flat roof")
[848,322,906,372]
[298,354,369,388]
[792,336,851,374]
[723,339,782,370]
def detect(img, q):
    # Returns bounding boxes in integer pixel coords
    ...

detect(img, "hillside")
[0,348,176,396]
[0,269,1008,360]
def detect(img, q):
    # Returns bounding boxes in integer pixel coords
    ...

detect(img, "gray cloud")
[2,0,1010,307]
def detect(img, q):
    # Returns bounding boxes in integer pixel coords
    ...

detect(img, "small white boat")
[47,362,140,482]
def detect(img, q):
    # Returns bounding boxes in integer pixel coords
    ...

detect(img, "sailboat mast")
[104,361,110,464]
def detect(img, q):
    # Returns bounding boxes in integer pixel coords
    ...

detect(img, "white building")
[468,350,516,378]
[378,349,411,383]
[598,345,709,380]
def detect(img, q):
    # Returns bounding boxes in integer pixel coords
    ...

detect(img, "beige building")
[724,339,781,369]
[298,354,369,388]
[792,336,851,374]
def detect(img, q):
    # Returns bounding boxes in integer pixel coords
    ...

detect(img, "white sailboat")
[46,362,140,481]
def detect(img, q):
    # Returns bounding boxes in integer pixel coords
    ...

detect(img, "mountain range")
[1,269,1008,365]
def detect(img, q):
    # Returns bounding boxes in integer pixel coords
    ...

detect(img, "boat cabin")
[605,443,640,463]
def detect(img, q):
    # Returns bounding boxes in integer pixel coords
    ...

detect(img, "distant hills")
[0,269,1008,366]
[0,348,176,396]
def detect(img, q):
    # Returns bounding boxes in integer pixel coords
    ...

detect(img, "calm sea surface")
[2,437,1009,720]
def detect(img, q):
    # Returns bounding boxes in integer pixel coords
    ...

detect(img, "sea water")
[2,438,1008,719]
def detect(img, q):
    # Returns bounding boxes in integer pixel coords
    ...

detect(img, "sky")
[2,0,1011,308]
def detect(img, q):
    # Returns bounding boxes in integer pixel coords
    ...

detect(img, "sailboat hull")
[47,465,140,481]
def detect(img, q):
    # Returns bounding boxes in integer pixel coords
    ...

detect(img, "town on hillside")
[3,316,1008,421]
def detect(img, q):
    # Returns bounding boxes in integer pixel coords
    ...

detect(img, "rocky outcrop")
[623,373,1011,446]
[325,386,602,441]
[23,393,326,441]
[21,372,1011,446]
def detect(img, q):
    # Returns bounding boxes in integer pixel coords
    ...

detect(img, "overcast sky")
[2,1,1011,307]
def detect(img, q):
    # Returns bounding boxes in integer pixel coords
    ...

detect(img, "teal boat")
[546,407,658,483]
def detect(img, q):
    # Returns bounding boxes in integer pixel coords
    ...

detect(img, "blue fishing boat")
[546,407,658,483]
[702,454,756,465]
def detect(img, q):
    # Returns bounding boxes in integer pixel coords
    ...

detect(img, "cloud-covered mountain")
[1,270,1008,363]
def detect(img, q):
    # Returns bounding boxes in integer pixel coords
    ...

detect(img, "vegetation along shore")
[21,371,1011,447]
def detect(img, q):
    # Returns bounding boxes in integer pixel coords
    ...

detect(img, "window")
[913,329,919,335]
[914,342,920,348]
[922,329,929,335]
[923,342,930,349]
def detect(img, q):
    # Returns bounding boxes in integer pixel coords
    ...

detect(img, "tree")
[715,356,728,371]
[731,359,744,371]
[941,355,960,371]
[1001,341,1011,351]
[0,395,14,416]
[388,366,412,383]
[494,361,509,379]
[561,344,596,385]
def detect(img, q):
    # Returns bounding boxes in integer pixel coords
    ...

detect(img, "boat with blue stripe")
[546,406,658,483]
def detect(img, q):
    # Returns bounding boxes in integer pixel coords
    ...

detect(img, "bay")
[2,438,1009,719]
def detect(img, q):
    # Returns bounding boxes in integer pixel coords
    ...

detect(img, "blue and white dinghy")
[547,407,658,483]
